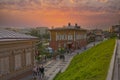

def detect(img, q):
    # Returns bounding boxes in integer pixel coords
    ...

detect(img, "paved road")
[112,40,120,80]
[20,41,101,80]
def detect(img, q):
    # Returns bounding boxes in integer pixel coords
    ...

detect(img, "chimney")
[75,23,77,27]
[75,23,80,28]
[68,22,71,27]
[51,26,54,29]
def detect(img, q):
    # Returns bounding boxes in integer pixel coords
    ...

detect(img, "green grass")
[54,39,115,80]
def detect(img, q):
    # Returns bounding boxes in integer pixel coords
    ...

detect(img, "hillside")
[54,39,115,80]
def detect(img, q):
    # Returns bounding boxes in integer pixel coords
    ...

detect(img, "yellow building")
[0,29,38,80]
[49,23,87,51]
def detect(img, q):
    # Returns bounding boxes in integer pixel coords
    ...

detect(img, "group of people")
[33,65,45,80]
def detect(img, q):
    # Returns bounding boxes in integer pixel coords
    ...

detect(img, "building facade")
[49,23,87,51]
[0,29,38,80]
[87,29,104,42]
[36,27,49,35]
[110,25,120,38]
[110,25,120,33]
[93,29,103,41]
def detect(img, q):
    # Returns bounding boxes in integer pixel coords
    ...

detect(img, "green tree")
[42,33,50,39]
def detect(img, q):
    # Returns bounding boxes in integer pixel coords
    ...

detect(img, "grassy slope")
[54,39,115,80]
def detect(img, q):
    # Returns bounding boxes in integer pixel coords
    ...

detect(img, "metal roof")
[0,29,38,41]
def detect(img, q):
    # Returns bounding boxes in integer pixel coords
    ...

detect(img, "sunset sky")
[0,0,120,29]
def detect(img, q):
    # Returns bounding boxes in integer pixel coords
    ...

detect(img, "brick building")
[49,23,87,51]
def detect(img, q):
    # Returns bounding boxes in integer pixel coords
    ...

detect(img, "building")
[110,25,120,33]
[0,29,38,80]
[110,25,120,38]
[36,27,49,35]
[17,28,32,34]
[4,27,32,34]
[49,23,87,51]
[87,30,95,43]
[87,29,104,42]
[93,29,103,41]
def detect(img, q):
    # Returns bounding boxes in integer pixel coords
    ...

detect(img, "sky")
[0,0,120,29]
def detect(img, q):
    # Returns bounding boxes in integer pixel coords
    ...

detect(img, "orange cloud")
[0,0,119,29]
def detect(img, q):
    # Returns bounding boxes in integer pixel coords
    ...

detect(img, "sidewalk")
[112,39,120,80]
[20,41,101,80]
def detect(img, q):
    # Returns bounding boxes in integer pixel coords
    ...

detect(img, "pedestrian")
[33,66,37,80]
[44,55,47,62]
[59,54,62,60]
[40,65,45,79]
[63,55,65,61]
[84,47,86,50]
[37,66,42,80]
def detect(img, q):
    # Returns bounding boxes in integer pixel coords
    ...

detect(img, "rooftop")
[0,29,38,41]
[50,23,86,31]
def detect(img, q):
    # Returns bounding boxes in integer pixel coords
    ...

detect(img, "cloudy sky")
[0,0,120,29]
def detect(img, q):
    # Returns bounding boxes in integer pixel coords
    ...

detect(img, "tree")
[42,33,50,39]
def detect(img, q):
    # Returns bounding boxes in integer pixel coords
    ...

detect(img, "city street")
[0,1,119,80]
[20,41,100,80]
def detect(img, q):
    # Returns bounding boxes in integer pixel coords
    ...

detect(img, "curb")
[106,39,117,80]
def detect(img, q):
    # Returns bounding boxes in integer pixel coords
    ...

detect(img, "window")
[26,52,32,66]
[79,35,81,39]
[56,34,60,41]
[68,35,73,40]
[15,54,21,70]
[61,35,65,40]
[65,35,67,40]
[0,57,9,75]
[59,35,62,40]
[76,35,79,40]
[84,34,87,39]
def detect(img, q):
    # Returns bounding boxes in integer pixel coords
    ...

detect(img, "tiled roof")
[0,29,38,41]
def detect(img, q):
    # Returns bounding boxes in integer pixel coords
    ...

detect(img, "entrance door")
[68,44,72,49]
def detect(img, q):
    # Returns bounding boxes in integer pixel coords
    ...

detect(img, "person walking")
[40,65,45,79]
[62,54,65,62]
[33,66,37,80]
[37,66,42,80]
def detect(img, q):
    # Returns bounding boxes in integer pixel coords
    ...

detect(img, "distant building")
[87,29,104,42]
[4,27,32,34]
[0,29,38,80]
[87,30,95,43]
[93,29,103,41]
[17,28,32,34]
[110,25,120,38]
[49,23,87,51]
[110,25,120,33]
[36,27,49,35]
